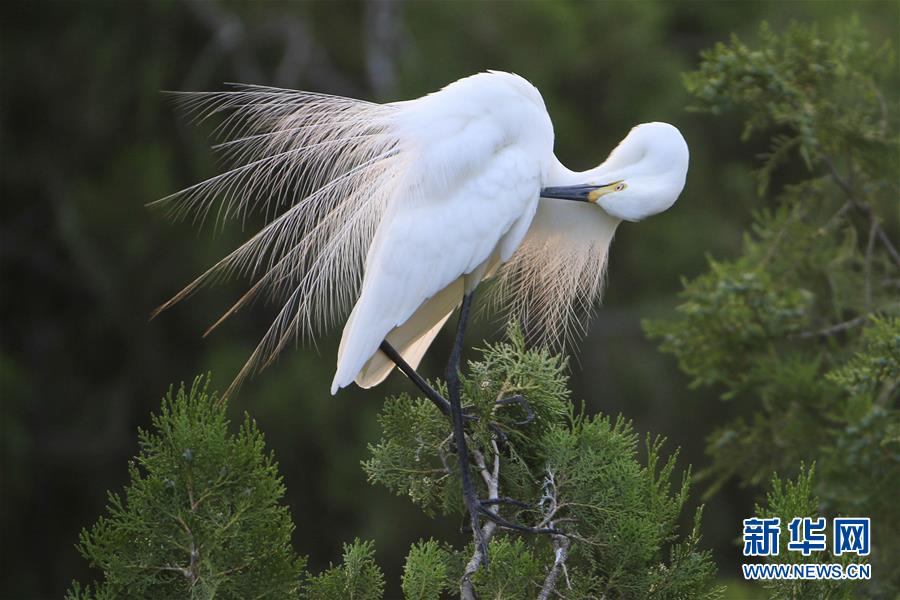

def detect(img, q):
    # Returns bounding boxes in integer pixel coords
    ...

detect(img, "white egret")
[154,70,689,557]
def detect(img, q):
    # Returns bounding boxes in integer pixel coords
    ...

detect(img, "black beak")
[539,184,608,202]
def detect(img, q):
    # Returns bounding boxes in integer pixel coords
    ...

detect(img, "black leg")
[380,339,509,445]
[444,292,490,564]
[379,340,452,416]
[378,301,563,552]
[494,394,536,426]
[475,505,564,536]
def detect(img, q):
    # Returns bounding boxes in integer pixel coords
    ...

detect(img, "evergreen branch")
[756,210,793,269]
[461,442,501,600]
[219,504,251,535]
[792,314,872,340]
[538,469,572,600]
[157,564,194,578]
[819,201,852,232]
[865,214,878,308]
[68,377,305,597]
[821,153,900,269]
[875,223,900,269]
[189,471,234,510]
[537,535,571,600]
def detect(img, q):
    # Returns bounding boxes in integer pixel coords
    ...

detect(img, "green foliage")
[469,538,542,598]
[304,539,385,600]
[540,417,688,589]
[71,334,719,598]
[753,466,855,600]
[647,506,722,600]
[648,20,899,598]
[366,326,721,598]
[67,375,305,599]
[818,316,900,585]
[827,315,900,399]
[363,326,572,518]
[647,262,814,392]
[683,19,897,195]
[361,392,454,516]
[400,539,451,600]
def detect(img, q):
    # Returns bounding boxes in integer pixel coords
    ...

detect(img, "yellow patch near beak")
[588,180,626,203]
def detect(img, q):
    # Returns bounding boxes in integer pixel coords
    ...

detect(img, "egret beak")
[539,184,611,203]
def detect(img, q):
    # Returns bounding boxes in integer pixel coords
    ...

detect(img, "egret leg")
[494,394,536,426]
[441,301,566,541]
[380,297,561,551]
[378,340,452,416]
[379,340,511,444]
[444,292,490,564]
[441,297,565,551]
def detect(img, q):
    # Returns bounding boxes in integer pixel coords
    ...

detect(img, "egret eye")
[614,183,626,192]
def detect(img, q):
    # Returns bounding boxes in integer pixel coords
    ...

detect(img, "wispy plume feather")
[152,84,407,395]
[487,231,611,350]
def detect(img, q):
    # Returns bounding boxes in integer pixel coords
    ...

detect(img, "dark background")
[1,1,895,597]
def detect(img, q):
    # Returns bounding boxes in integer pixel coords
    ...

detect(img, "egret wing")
[332,145,543,392]
[353,277,462,389]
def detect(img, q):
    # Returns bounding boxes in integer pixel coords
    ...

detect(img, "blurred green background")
[1,1,895,597]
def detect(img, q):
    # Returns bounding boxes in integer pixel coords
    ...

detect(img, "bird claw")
[461,491,491,566]
[460,496,562,568]
[480,496,532,510]
[476,498,565,537]
[455,395,535,447]
[494,394,535,425]
[463,394,534,424]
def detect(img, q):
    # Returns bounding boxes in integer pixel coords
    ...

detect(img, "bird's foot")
[493,394,535,425]
[462,394,534,423]
[462,495,563,569]
[463,489,491,565]
[460,394,535,446]
[476,497,565,536]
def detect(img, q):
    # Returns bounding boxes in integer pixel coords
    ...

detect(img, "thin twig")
[757,217,791,270]
[865,215,877,309]
[538,536,571,600]
[875,226,900,269]
[793,315,871,340]
[537,469,572,599]
[461,444,501,600]
[819,201,852,233]
[821,154,900,269]
[821,154,854,197]
[436,443,453,475]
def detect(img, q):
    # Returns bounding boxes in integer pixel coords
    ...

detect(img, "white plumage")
[154,71,689,396]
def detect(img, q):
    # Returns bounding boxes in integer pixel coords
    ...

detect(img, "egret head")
[541,122,689,222]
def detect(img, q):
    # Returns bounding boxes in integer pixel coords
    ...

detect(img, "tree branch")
[793,315,871,340]
[537,469,572,599]
[461,442,501,600]
[865,214,877,308]
[821,154,900,269]
[538,535,571,600]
